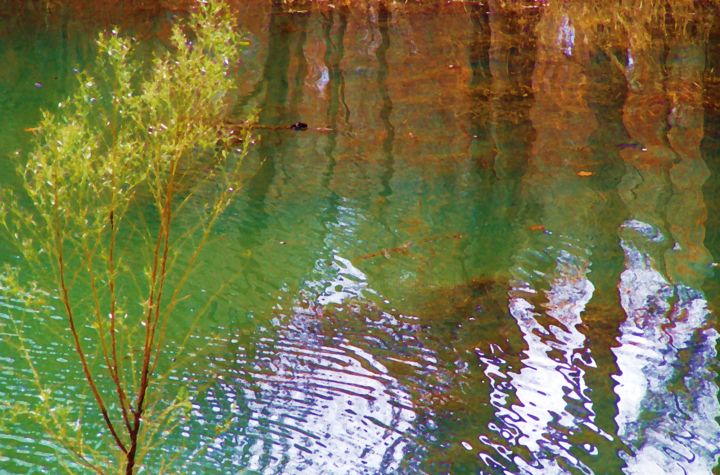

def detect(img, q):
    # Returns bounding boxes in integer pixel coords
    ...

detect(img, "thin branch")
[53,187,128,454]
[109,198,133,433]
[10,318,109,475]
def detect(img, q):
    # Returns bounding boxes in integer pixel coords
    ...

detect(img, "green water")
[1,1,720,473]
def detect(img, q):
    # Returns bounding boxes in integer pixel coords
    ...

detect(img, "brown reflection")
[0,0,201,38]
[376,1,395,200]
[316,6,348,242]
[488,0,537,181]
[574,15,634,471]
[612,6,720,473]
[466,1,492,167]
[702,8,720,302]
[479,2,620,472]
[617,6,714,287]
[243,1,310,229]
[664,21,714,288]
[0,0,279,33]
[288,4,310,116]
[467,3,490,89]
[457,2,539,295]
[318,5,349,188]
[321,6,350,130]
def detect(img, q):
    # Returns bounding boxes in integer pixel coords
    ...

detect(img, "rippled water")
[1,1,720,473]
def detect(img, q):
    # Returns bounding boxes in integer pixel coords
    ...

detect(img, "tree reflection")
[242,1,310,236]
[187,3,720,474]
[376,1,395,203]
[478,3,609,472]
[612,7,720,473]
[13,1,716,472]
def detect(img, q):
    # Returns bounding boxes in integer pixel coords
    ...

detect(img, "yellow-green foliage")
[14,0,244,264]
[0,0,252,472]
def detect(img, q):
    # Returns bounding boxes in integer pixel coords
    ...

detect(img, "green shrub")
[0,0,252,472]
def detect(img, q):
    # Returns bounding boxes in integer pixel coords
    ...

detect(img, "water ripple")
[478,232,601,474]
[186,257,425,474]
[613,220,720,474]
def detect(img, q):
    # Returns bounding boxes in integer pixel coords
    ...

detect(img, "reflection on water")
[614,221,720,474]
[0,0,719,473]
[475,5,609,471]
[612,13,720,472]
[481,236,598,474]
[195,257,420,474]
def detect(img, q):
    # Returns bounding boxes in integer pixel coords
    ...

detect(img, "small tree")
[1,0,251,472]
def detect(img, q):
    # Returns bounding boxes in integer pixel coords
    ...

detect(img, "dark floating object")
[290,122,308,131]
[616,142,647,152]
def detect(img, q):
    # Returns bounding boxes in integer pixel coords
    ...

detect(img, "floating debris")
[617,142,647,152]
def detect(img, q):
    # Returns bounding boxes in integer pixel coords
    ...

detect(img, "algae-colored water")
[1,1,719,473]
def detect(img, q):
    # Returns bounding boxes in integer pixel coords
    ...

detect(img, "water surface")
[1,1,719,473]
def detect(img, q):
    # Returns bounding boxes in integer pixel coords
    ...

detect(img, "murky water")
[1,1,720,473]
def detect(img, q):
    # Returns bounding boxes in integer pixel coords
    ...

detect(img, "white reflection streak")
[613,220,720,474]
[241,255,416,474]
[484,249,595,473]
